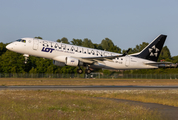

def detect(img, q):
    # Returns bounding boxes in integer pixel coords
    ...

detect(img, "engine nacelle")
[53,56,83,67]
[66,57,79,66]
[53,60,65,67]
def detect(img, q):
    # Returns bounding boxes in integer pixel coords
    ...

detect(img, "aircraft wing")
[74,48,130,64]
[81,54,123,60]
[72,55,123,64]
[73,48,130,64]
[82,48,131,60]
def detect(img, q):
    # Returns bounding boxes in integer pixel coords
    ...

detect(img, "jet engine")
[53,56,83,67]
[65,57,80,66]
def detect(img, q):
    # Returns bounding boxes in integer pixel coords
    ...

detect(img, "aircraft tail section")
[133,34,167,62]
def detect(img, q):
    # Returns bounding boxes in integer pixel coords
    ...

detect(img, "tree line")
[0,37,177,74]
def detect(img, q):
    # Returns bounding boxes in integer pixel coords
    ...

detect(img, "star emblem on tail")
[149,45,159,57]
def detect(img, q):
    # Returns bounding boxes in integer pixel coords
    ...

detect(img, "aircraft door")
[125,56,130,67]
[33,39,39,50]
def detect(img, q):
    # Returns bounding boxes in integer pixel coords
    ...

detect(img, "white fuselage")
[6,38,158,70]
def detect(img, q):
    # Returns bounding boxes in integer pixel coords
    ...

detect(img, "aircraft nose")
[6,44,13,50]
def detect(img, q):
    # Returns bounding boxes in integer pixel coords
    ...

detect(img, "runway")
[1,85,178,90]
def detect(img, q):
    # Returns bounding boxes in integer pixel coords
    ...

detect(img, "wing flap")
[81,55,123,60]
[72,55,122,64]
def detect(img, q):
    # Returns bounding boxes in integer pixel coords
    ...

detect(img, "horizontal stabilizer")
[144,62,172,66]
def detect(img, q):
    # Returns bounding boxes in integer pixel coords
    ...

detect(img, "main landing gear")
[85,69,91,74]
[77,66,91,74]
[77,68,83,74]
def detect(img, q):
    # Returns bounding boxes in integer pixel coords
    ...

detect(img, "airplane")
[6,34,169,74]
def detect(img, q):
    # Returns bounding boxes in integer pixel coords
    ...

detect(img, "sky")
[0,0,178,56]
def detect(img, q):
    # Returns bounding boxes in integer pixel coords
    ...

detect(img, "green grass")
[0,90,161,120]
[72,89,178,107]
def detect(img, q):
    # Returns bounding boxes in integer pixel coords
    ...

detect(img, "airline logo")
[41,47,55,53]
[149,45,159,57]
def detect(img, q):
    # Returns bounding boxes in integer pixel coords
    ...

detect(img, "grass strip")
[0,90,161,120]
[70,89,178,107]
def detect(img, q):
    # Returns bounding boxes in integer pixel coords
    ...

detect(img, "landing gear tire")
[85,69,91,74]
[77,69,83,74]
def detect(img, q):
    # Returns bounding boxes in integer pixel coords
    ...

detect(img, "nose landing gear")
[23,54,29,64]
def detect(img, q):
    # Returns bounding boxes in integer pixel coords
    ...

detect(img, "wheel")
[85,69,91,74]
[77,69,83,74]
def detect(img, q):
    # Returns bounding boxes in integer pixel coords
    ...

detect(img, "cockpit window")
[16,39,26,43]
[16,39,21,42]
[22,40,26,43]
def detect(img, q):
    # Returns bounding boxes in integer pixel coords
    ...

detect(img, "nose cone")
[6,44,13,50]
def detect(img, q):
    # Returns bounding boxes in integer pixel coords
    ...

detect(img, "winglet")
[123,48,131,56]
